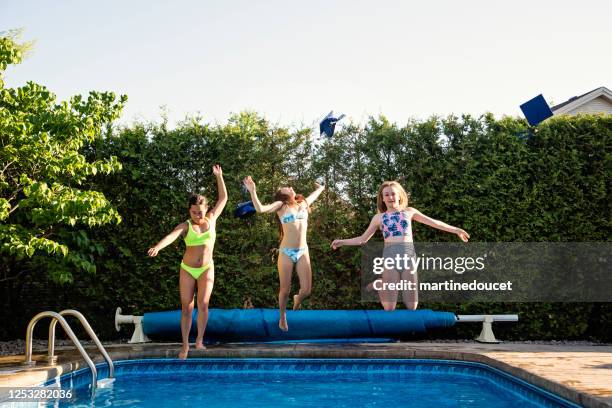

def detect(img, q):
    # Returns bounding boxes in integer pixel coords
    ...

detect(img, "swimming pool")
[18,359,582,407]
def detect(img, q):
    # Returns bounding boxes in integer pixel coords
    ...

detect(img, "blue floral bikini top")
[381,210,411,239]
[280,208,308,224]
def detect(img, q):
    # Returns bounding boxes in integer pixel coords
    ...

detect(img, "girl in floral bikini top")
[331,181,470,311]
[381,210,413,240]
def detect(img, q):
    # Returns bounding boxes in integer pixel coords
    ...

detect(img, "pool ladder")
[22,309,114,394]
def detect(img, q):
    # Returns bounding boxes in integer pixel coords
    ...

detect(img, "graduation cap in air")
[319,111,346,138]
[234,184,256,219]
[234,200,256,218]
[520,94,553,126]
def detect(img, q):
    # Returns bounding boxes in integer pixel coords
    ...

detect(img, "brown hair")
[376,181,410,213]
[188,194,208,211]
[273,190,305,206]
[273,188,308,242]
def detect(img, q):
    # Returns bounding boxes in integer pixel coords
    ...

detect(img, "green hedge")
[1,113,610,341]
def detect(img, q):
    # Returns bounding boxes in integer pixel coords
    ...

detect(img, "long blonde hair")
[376,181,410,213]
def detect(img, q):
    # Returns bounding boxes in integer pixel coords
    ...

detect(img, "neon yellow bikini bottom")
[180,261,213,280]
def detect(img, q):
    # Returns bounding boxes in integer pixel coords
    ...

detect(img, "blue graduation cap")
[234,201,256,218]
[319,111,346,138]
[235,184,256,218]
[520,94,553,126]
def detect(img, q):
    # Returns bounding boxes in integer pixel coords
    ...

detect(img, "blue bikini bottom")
[280,247,307,263]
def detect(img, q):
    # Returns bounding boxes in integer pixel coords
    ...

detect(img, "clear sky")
[1,0,611,128]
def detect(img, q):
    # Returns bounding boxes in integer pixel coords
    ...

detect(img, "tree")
[0,33,127,283]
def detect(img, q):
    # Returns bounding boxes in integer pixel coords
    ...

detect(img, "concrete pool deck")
[0,342,610,407]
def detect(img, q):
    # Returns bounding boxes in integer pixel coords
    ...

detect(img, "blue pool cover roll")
[142,309,457,341]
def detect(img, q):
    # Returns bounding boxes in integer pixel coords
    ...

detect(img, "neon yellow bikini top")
[184,219,215,247]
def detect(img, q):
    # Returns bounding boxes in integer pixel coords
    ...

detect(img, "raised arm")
[148,223,187,256]
[411,208,470,242]
[305,182,325,206]
[331,214,381,249]
[243,176,284,213]
[208,165,227,219]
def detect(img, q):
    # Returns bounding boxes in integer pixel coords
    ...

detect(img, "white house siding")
[565,96,612,115]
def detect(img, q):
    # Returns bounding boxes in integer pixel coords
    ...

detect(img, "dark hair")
[188,194,208,211]
[273,188,307,242]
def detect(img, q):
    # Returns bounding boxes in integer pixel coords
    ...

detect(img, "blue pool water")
[34,359,578,408]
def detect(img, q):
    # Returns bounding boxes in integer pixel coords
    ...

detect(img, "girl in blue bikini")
[331,180,469,311]
[148,165,227,358]
[243,176,325,331]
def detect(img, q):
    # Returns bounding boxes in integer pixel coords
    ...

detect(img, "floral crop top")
[380,210,412,240]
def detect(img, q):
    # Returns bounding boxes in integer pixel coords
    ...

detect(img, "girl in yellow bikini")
[243,176,324,332]
[148,165,227,358]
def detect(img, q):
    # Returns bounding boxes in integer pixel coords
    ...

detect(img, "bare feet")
[195,342,206,350]
[279,314,288,332]
[178,345,189,359]
[292,294,302,311]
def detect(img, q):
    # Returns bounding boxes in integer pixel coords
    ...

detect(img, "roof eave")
[552,87,612,115]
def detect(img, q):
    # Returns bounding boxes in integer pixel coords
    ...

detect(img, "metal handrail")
[23,311,97,391]
[48,309,114,378]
